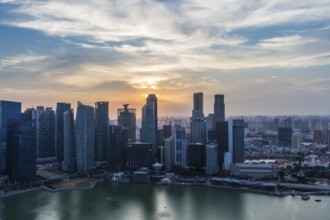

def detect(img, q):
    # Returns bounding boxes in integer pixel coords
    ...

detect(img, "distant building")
[55,102,71,166]
[126,142,153,170]
[140,94,158,161]
[174,125,187,167]
[278,127,292,147]
[292,133,303,150]
[216,121,229,170]
[118,104,136,142]
[162,124,172,139]
[10,112,36,182]
[164,137,174,170]
[36,106,55,159]
[205,144,219,175]
[108,125,128,171]
[231,163,278,178]
[75,101,95,173]
[190,92,206,144]
[214,94,225,124]
[95,102,109,162]
[0,100,21,175]
[207,113,215,130]
[233,119,244,163]
[62,109,76,173]
[313,130,323,144]
[187,143,205,170]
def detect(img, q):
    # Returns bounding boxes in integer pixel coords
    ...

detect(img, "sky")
[1,0,330,117]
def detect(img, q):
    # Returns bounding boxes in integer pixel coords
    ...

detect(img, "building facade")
[140,94,158,160]
[95,102,109,162]
[75,101,95,173]
[117,104,136,142]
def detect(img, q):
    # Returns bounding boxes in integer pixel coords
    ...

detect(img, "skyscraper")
[278,127,292,147]
[214,94,225,123]
[141,94,158,160]
[75,101,95,173]
[62,109,76,173]
[216,121,228,170]
[0,100,21,175]
[190,92,206,144]
[10,111,36,182]
[232,119,244,164]
[55,102,71,166]
[174,125,187,167]
[95,102,109,162]
[205,143,219,175]
[36,106,55,159]
[118,104,136,142]
[193,92,203,115]
[108,125,128,171]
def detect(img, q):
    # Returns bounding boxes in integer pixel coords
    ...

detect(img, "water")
[1,182,329,220]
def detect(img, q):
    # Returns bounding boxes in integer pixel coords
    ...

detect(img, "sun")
[132,77,162,90]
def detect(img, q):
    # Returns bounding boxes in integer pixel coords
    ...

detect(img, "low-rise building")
[231,163,278,178]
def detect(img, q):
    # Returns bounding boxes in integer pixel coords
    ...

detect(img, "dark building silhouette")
[187,143,205,170]
[278,127,292,147]
[126,142,153,170]
[9,112,36,182]
[163,124,172,139]
[118,104,136,142]
[214,94,225,124]
[36,106,55,159]
[95,102,109,162]
[55,102,71,166]
[141,94,158,161]
[284,117,292,129]
[174,125,187,167]
[108,125,128,171]
[62,109,76,173]
[313,130,323,144]
[216,121,229,170]
[0,100,21,175]
[76,101,95,173]
[233,119,244,163]
[190,92,206,144]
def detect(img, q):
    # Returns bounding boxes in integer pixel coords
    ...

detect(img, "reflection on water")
[1,182,330,220]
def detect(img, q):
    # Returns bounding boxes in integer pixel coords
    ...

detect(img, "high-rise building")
[174,125,187,167]
[95,102,109,162]
[190,92,206,144]
[62,109,76,173]
[216,121,229,170]
[205,143,219,175]
[313,130,323,144]
[75,101,95,173]
[164,136,174,170]
[214,94,225,124]
[278,127,293,147]
[292,133,303,150]
[36,106,55,159]
[0,100,21,175]
[162,124,172,139]
[10,111,36,182]
[193,92,203,115]
[141,94,158,160]
[187,143,205,170]
[118,104,136,142]
[55,102,71,166]
[108,125,128,171]
[233,119,244,164]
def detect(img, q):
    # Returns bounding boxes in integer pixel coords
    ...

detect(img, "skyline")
[1,1,330,116]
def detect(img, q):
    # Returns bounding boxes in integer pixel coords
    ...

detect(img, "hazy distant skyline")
[1,0,330,117]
